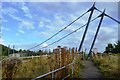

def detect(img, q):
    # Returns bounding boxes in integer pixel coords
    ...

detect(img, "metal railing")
[32,62,74,80]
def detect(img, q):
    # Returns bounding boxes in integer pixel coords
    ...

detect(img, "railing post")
[52,72,54,80]
[72,48,75,60]
[72,62,74,78]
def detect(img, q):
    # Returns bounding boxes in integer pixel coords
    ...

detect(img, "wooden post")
[61,48,64,78]
[72,48,75,60]
[75,48,77,59]
[47,55,52,72]
[53,49,59,69]
[53,48,61,78]
[68,48,71,63]
[61,48,65,67]
[82,48,84,60]
[66,49,70,78]
[61,48,68,78]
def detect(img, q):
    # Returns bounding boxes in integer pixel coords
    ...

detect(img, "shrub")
[2,58,22,80]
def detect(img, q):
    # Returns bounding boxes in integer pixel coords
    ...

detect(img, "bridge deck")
[80,60,103,78]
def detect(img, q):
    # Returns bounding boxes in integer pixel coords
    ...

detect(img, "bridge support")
[78,3,96,52]
[88,9,105,58]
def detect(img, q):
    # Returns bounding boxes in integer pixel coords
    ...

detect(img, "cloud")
[9,14,22,21]
[2,7,18,14]
[42,42,48,47]
[38,21,44,28]
[2,7,35,30]
[100,26,115,34]
[16,33,19,36]
[18,30,25,34]
[14,43,39,50]
[2,8,22,21]
[19,20,35,30]
[37,31,52,38]
[40,17,51,23]
[1,27,10,31]
[21,3,32,19]
[0,38,4,45]
[2,19,7,22]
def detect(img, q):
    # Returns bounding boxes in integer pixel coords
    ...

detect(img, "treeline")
[104,40,120,53]
[18,49,53,56]
[1,44,52,56]
[1,44,18,56]
[1,40,119,56]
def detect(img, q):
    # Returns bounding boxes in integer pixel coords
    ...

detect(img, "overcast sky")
[1,2,119,52]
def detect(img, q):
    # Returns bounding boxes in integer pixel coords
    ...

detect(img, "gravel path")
[80,60,103,78]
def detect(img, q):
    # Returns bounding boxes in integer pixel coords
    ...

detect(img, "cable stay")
[28,10,89,50]
[95,8,120,24]
[26,2,120,57]
[39,15,100,50]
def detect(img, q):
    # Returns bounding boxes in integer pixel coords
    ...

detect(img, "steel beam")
[78,3,96,52]
[88,9,105,58]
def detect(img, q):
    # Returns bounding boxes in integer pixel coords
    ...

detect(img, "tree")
[18,49,22,52]
[114,41,120,53]
[105,43,114,53]
[104,41,120,53]
[1,44,18,56]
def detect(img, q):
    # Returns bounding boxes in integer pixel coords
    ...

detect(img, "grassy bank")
[2,55,55,79]
[92,53,119,78]
[2,53,84,79]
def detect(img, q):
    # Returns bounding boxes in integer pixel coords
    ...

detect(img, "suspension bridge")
[28,2,119,57]
[2,2,120,80]
[25,2,119,79]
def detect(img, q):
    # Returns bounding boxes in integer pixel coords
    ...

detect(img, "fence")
[32,62,74,80]
[32,47,78,80]
[2,47,78,79]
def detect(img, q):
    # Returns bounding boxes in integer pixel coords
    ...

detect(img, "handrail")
[32,62,74,80]
[61,74,70,80]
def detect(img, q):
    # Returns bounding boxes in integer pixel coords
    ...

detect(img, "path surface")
[80,60,103,78]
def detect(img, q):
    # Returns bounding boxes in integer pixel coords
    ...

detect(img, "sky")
[1,2,119,52]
